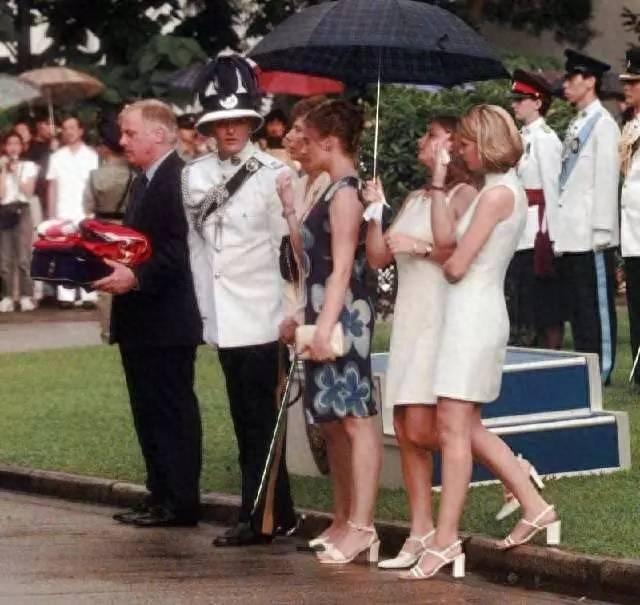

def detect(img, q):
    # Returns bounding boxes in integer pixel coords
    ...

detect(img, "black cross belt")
[194,156,264,233]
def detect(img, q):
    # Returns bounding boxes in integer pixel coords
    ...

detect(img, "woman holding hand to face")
[409,105,559,581]
[363,116,476,570]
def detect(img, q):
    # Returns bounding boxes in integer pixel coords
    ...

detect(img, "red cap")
[511,80,541,97]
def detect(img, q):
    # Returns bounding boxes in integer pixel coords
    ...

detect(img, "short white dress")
[433,170,527,403]
[384,187,461,408]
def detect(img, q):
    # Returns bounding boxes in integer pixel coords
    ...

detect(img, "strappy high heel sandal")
[498,504,561,550]
[378,529,435,570]
[316,520,380,565]
[495,454,546,521]
[401,539,465,581]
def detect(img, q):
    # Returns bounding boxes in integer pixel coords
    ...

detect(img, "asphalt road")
[0,490,617,605]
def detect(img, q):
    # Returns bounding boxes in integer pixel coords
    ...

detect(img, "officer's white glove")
[593,229,612,251]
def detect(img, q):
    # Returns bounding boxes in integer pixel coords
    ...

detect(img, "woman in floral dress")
[278,99,382,565]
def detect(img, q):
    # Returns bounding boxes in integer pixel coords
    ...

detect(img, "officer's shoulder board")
[253,149,286,170]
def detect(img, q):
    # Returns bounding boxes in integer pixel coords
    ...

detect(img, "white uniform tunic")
[183,142,293,348]
[553,99,620,253]
[620,115,640,257]
[515,117,562,249]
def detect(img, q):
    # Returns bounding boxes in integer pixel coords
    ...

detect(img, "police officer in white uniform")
[554,50,621,384]
[182,55,297,545]
[619,48,640,385]
[508,69,565,349]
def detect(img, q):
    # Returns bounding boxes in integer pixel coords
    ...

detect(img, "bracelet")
[431,184,445,191]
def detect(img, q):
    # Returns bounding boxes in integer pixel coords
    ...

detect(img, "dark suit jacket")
[110,151,202,348]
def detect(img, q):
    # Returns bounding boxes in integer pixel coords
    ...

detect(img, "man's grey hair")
[120,99,178,145]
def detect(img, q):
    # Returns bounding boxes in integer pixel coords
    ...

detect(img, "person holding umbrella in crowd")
[554,50,621,385]
[619,47,640,386]
[361,116,476,570]
[183,54,297,547]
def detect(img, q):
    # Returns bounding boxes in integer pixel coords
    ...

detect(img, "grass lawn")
[0,312,637,559]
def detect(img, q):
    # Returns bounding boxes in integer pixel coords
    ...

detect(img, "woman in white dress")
[406,105,560,581]
[364,116,476,570]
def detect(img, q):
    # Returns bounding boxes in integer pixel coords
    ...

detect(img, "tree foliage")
[247,0,595,47]
[359,53,576,206]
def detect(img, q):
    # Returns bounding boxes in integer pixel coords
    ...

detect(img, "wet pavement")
[0,491,616,605]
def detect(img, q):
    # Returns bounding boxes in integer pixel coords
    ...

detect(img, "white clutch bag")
[295,324,346,359]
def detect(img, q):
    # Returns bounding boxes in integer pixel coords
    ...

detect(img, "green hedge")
[360,53,576,207]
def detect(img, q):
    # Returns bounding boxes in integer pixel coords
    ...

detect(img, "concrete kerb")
[0,463,638,599]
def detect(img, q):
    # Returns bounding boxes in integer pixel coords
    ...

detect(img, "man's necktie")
[125,174,148,224]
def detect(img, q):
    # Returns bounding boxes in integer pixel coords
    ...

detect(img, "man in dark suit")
[93,99,203,527]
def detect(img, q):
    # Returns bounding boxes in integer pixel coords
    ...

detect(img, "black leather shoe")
[132,506,198,528]
[113,502,152,525]
[212,522,272,547]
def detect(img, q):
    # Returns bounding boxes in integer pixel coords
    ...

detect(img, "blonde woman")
[406,105,559,580]
[364,116,476,569]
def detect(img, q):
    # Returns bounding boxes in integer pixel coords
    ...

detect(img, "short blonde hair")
[120,99,178,144]
[457,104,522,174]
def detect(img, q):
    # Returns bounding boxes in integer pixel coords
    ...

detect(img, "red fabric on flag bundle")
[31,219,152,287]
[78,219,151,267]
[33,219,151,266]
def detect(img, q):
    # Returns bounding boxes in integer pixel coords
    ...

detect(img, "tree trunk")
[467,0,486,26]
[17,0,31,71]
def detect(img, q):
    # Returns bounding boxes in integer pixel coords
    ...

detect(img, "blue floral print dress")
[301,176,377,424]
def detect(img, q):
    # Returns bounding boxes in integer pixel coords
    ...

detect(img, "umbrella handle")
[47,89,55,139]
[372,52,382,181]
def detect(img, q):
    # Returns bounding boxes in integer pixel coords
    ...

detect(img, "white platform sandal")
[495,454,546,521]
[378,529,435,570]
[498,504,561,550]
[317,520,380,565]
[401,539,465,581]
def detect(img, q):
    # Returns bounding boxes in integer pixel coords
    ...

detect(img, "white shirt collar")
[522,117,545,136]
[217,141,256,169]
[579,98,602,120]
[145,149,173,182]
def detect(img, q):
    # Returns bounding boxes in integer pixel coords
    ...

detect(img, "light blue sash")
[559,111,602,191]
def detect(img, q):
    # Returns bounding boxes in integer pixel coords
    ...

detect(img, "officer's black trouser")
[558,249,617,383]
[218,341,295,533]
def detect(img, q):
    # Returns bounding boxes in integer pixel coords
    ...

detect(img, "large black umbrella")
[249,0,507,175]
[249,0,508,87]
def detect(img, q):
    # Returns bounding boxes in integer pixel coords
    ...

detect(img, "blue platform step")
[372,347,630,486]
[286,347,631,489]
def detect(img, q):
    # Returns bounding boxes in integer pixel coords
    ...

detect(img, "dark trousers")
[218,341,295,531]
[624,256,640,385]
[558,249,617,383]
[119,345,202,518]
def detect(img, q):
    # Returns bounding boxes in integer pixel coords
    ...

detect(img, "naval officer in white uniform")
[554,50,621,384]
[619,47,640,385]
[508,69,565,349]
[182,55,297,546]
